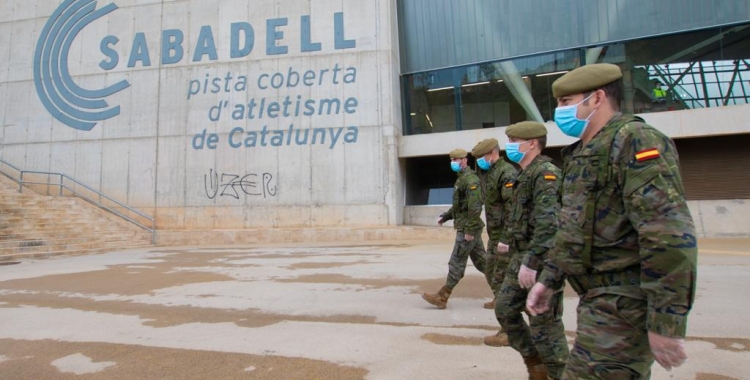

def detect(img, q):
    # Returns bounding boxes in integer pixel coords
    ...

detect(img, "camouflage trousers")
[495,255,569,379]
[485,238,512,297]
[444,231,488,290]
[563,286,653,379]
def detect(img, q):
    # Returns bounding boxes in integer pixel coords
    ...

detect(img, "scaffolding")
[640,60,750,109]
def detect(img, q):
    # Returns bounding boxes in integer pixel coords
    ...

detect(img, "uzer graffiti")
[204,169,277,200]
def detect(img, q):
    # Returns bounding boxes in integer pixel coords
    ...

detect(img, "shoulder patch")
[504,182,514,188]
[470,185,478,190]
[635,148,660,162]
[543,172,557,181]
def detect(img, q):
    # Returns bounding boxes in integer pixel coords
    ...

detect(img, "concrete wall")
[405,199,750,238]
[0,0,403,229]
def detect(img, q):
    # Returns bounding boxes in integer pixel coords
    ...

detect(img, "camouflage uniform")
[441,167,488,289]
[495,155,569,378]
[538,114,698,379]
[481,159,518,295]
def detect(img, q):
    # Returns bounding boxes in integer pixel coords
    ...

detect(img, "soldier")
[471,138,518,347]
[527,63,698,379]
[422,148,489,309]
[494,122,568,380]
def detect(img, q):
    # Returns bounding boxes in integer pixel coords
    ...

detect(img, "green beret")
[449,148,467,159]
[505,121,547,139]
[552,63,622,98]
[471,138,499,157]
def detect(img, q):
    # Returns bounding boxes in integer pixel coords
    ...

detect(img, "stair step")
[9,230,147,237]
[0,239,151,254]
[0,227,145,234]
[0,243,153,261]
[0,236,151,249]
[0,175,154,259]
[3,222,142,230]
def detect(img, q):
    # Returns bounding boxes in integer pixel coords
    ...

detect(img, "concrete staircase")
[0,176,153,261]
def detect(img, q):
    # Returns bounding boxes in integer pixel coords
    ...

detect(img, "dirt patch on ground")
[153,244,410,252]
[0,292,377,329]
[276,274,391,288]
[0,291,506,333]
[0,250,266,296]
[192,251,379,261]
[0,339,368,380]
[276,273,494,300]
[277,272,583,300]
[0,264,234,296]
[231,253,319,260]
[694,373,740,380]
[688,337,750,352]
[286,261,370,270]
[421,333,482,346]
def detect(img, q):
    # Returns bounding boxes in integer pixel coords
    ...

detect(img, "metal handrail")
[0,158,155,243]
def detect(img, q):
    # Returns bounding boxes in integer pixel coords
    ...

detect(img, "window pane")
[610,24,750,113]
[404,68,457,135]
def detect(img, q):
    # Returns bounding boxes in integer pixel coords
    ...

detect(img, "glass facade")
[402,23,750,136]
[398,0,750,75]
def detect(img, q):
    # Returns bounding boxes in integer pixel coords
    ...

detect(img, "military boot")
[523,355,548,380]
[421,286,452,309]
[483,328,508,347]
[483,298,495,309]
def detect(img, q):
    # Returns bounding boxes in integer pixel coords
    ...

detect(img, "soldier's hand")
[496,242,509,254]
[464,233,474,242]
[518,265,537,289]
[649,332,688,371]
[526,282,553,316]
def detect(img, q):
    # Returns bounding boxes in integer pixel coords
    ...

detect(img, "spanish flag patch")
[544,174,556,181]
[505,182,513,188]
[470,185,478,190]
[635,148,660,162]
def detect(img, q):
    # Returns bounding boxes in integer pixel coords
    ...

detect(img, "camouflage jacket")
[481,159,518,243]
[507,155,561,271]
[538,113,698,338]
[442,167,485,234]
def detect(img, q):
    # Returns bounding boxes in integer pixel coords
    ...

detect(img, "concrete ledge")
[405,200,750,238]
[400,104,750,158]
[405,205,451,226]
[155,226,455,246]
[689,199,750,238]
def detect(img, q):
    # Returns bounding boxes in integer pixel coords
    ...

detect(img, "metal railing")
[0,158,155,244]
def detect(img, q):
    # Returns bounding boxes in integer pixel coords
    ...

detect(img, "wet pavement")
[0,240,747,379]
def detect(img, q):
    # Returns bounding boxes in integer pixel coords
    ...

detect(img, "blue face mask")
[450,161,461,172]
[505,141,530,164]
[554,93,597,138]
[477,157,491,171]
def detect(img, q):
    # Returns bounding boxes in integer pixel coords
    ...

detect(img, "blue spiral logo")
[34,0,129,131]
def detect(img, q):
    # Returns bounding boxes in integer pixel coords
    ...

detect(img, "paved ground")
[0,239,747,379]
